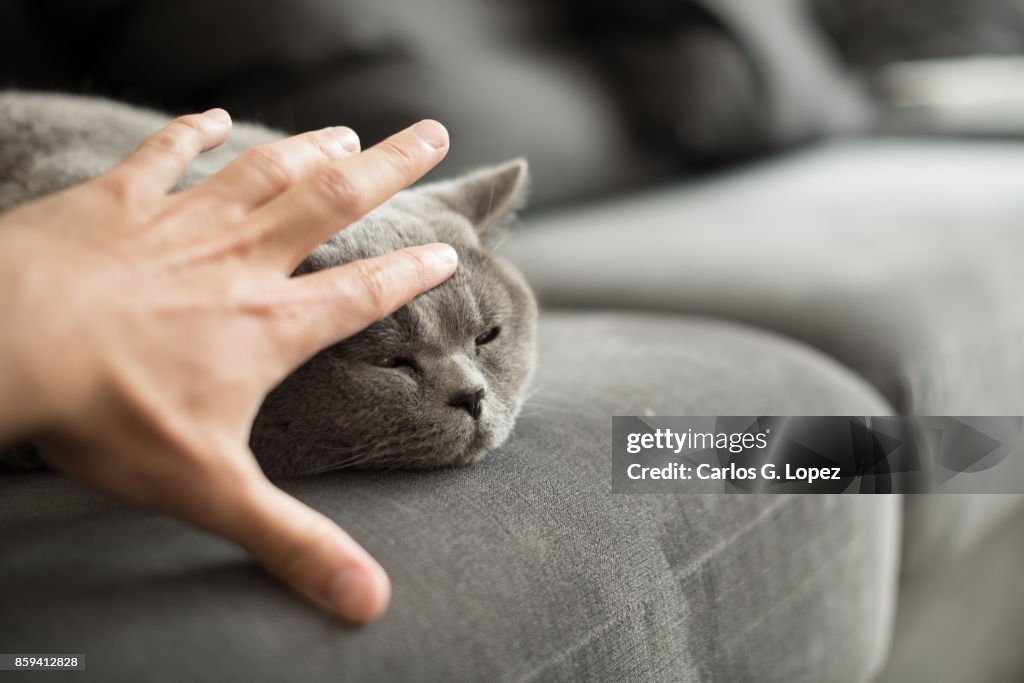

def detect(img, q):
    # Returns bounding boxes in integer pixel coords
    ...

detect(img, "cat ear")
[420,159,529,246]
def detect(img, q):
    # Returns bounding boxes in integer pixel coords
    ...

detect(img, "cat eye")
[373,356,414,369]
[475,326,501,346]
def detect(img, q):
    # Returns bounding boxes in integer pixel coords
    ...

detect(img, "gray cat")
[0,92,537,477]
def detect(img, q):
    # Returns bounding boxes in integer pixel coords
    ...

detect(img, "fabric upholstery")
[877,505,1024,683]
[0,312,898,682]
[501,140,1024,669]
[504,138,1024,417]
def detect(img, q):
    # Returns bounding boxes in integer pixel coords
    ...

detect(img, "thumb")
[35,431,388,622]
[216,475,391,623]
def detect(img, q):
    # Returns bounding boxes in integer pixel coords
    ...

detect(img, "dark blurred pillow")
[1,0,871,207]
[813,0,1024,69]
[701,0,874,146]
[3,0,674,207]
[566,0,874,161]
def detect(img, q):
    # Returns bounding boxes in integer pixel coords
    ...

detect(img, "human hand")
[0,109,456,622]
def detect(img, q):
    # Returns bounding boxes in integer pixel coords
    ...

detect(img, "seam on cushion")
[670,496,795,582]
[700,496,896,682]
[511,599,646,683]
[721,520,848,645]
[512,497,797,682]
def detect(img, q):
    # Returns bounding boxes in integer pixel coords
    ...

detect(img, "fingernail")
[412,120,449,151]
[327,566,387,622]
[423,243,458,269]
[204,108,231,124]
[323,126,360,158]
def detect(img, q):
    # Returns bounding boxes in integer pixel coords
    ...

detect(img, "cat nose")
[449,388,485,419]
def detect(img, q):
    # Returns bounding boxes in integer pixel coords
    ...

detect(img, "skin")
[0,108,458,624]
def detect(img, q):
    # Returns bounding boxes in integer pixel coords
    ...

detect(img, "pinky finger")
[104,108,233,201]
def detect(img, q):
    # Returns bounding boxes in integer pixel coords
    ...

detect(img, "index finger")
[246,120,449,272]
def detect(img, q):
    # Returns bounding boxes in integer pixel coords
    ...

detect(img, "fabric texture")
[0,312,898,682]
[501,139,1024,678]
[504,138,1024,418]
[877,505,1024,683]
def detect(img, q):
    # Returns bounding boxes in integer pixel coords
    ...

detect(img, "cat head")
[250,160,537,477]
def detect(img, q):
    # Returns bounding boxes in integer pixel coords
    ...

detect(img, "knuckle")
[203,450,261,494]
[315,164,364,212]
[151,118,202,156]
[350,259,394,318]
[304,131,334,160]
[256,300,304,349]
[145,128,185,157]
[273,517,337,582]
[403,248,432,286]
[374,139,419,178]
[243,145,298,189]
[392,249,434,294]
[99,170,142,205]
[172,114,206,137]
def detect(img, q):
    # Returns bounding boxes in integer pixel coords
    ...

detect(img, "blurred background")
[3,4,1024,681]
[3,0,1024,208]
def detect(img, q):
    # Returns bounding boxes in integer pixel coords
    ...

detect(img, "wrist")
[0,228,96,442]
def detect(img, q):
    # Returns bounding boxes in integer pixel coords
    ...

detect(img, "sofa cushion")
[877,505,1024,683]
[501,137,1024,583]
[505,138,1024,415]
[0,312,897,682]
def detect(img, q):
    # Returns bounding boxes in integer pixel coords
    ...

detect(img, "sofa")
[1,1,1023,681]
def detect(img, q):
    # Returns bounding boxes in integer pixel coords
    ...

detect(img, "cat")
[0,92,538,477]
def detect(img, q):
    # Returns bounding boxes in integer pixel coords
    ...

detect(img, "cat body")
[0,92,537,477]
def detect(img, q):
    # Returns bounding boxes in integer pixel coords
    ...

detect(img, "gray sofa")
[3,137,1024,682]
[2,1,1024,681]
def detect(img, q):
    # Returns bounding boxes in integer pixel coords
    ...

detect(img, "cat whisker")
[519,400,571,411]
[488,233,512,257]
